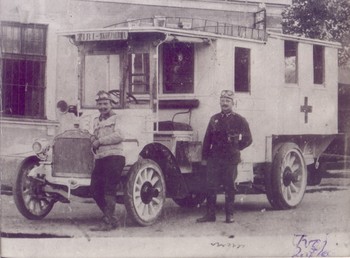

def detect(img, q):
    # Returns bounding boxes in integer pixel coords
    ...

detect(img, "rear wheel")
[13,157,55,220]
[265,143,307,209]
[124,159,166,226]
[173,193,206,208]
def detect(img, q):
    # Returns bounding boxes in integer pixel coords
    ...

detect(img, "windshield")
[56,35,151,110]
[83,54,121,107]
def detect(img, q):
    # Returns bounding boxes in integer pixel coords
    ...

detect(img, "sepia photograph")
[1,0,349,257]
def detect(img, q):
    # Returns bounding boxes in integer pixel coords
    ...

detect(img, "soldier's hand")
[92,139,100,150]
[228,134,239,143]
[201,160,207,166]
[90,135,98,142]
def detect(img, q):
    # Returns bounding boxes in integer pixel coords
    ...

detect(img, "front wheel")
[124,159,166,226]
[265,143,307,210]
[13,157,55,220]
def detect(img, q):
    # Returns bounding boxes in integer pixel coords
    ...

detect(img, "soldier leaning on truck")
[197,90,252,224]
[89,90,125,231]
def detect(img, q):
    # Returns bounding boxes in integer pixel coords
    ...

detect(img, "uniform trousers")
[206,157,238,216]
[90,155,125,221]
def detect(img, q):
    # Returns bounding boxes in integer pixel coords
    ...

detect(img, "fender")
[139,142,189,199]
[17,156,40,174]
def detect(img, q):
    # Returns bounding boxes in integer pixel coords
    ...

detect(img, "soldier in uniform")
[197,90,252,223]
[90,90,125,231]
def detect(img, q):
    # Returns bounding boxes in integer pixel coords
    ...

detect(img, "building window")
[128,53,150,94]
[313,45,324,84]
[234,47,250,92]
[163,43,194,94]
[285,40,298,84]
[1,22,47,118]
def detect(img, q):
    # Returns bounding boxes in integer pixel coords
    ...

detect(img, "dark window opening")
[128,53,150,94]
[313,45,324,84]
[234,47,250,92]
[285,41,298,84]
[1,22,47,118]
[163,43,194,94]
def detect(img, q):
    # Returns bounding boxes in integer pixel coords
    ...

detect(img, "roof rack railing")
[105,16,267,41]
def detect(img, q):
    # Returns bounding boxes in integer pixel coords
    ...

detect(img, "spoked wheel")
[13,157,55,220]
[265,143,307,209]
[108,90,138,104]
[173,193,206,208]
[124,159,166,226]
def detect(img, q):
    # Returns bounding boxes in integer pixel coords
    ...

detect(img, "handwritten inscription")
[293,234,329,257]
[210,242,245,249]
[75,31,128,42]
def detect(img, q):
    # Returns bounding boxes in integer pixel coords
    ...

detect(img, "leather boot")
[90,195,119,231]
[225,192,235,224]
[90,221,116,232]
[104,195,120,228]
[196,194,216,223]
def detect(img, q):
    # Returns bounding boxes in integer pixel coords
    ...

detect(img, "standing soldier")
[197,90,252,223]
[90,90,125,231]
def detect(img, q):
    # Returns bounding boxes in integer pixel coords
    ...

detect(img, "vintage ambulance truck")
[13,17,340,226]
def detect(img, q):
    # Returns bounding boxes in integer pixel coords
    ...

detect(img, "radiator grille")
[53,136,94,178]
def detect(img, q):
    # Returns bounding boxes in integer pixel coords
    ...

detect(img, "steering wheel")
[108,90,138,105]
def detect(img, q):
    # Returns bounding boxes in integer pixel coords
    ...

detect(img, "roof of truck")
[58,17,341,48]
[268,31,341,48]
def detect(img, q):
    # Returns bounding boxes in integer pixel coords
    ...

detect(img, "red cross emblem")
[300,97,312,123]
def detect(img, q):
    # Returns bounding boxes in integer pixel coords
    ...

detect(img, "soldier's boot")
[90,195,119,231]
[225,192,235,224]
[196,194,216,223]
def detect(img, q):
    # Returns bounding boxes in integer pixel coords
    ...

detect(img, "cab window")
[285,40,298,84]
[162,42,194,94]
[234,47,250,92]
[313,45,325,85]
[128,53,150,94]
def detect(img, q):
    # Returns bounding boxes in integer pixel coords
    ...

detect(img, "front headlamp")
[32,142,43,153]
[32,139,50,160]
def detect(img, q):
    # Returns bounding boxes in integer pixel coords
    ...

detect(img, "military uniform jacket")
[202,111,252,163]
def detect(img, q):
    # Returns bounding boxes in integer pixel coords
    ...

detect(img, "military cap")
[95,90,113,102]
[220,90,234,100]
